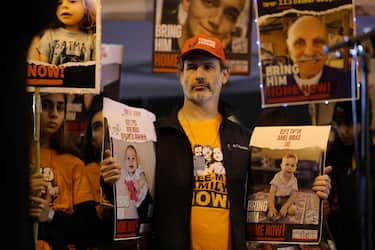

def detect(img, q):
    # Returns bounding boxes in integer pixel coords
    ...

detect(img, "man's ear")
[221,68,230,87]
[182,0,190,12]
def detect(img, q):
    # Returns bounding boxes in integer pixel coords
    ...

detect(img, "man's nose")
[194,66,207,81]
[304,41,316,55]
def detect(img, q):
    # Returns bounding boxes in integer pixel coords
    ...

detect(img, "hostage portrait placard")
[26,0,101,94]
[152,0,252,74]
[103,97,156,240]
[255,0,358,107]
[246,125,330,246]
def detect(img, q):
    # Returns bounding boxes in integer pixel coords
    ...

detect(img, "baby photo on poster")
[246,126,331,245]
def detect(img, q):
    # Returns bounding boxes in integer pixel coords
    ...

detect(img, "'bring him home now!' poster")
[246,125,330,247]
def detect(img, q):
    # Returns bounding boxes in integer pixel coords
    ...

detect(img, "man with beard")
[284,15,352,101]
[152,33,333,250]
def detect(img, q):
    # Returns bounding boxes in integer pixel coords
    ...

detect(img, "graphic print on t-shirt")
[48,38,93,65]
[192,144,229,209]
[40,167,59,202]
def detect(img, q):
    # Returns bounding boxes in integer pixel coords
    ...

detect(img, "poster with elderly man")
[255,0,357,107]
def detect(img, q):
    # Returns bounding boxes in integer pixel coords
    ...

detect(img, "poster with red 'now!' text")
[246,125,330,246]
[26,0,101,94]
[103,97,156,240]
[255,0,358,107]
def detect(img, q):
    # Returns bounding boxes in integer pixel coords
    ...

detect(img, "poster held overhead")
[254,0,358,107]
[26,0,101,94]
[152,0,252,74]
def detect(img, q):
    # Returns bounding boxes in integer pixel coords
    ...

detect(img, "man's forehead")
[290,17,327,36]
[289,27,327,43]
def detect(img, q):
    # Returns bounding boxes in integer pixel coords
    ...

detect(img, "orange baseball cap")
[180,33,227,65]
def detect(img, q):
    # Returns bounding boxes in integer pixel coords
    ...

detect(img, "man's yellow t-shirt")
[179,112,231,250]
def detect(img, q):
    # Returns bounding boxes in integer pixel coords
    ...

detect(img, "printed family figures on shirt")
[193,145,225,176]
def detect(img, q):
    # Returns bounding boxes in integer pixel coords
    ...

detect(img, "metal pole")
[33,88,41,248]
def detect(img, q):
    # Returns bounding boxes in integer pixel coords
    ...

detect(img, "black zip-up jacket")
[152,102,251,250]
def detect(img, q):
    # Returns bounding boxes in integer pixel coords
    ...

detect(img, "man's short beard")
[188,92,212,105]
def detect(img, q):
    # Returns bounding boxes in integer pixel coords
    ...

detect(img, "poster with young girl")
[103,97,156,240]
[246,126,330,247]
[26,0,101,94]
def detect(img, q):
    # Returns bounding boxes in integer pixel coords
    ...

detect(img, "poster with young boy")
[103,97,156,240]
[246,126,330,246]
[26,0,101,94]
[255,0,358,107]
